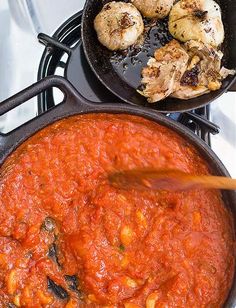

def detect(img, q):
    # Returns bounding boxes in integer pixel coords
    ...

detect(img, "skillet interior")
[81,0,236,112]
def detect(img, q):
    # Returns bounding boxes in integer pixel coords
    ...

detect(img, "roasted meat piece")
[172,40,235,99]
[140,40,235,102]
[139,40,189,102]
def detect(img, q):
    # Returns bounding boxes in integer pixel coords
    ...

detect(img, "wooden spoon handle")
[109,169,236,191]
[184,175,236,190]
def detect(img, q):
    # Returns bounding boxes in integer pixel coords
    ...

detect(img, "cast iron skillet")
[81,0,236,113]
[0,76,236,306]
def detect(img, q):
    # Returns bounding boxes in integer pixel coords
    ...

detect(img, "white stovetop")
[0,0,236,176]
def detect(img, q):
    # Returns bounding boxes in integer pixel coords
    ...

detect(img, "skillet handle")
[0,76,93,164]
[0,76,89,116]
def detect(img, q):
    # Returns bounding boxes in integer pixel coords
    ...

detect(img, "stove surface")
[0,0,236,176]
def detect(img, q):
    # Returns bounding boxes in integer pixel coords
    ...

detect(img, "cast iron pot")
[0,76,235,306]
[81,0,236,112]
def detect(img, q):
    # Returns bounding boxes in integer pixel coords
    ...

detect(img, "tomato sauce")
[0,114,235,307]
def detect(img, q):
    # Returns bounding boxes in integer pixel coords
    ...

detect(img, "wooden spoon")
[108,169,236,191]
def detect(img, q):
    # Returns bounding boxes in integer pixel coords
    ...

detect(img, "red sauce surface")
[0,114,235,308]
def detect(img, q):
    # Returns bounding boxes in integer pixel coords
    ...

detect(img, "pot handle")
[0,76,94,164]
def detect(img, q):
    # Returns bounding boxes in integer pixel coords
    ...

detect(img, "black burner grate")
[37,11,220,147]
